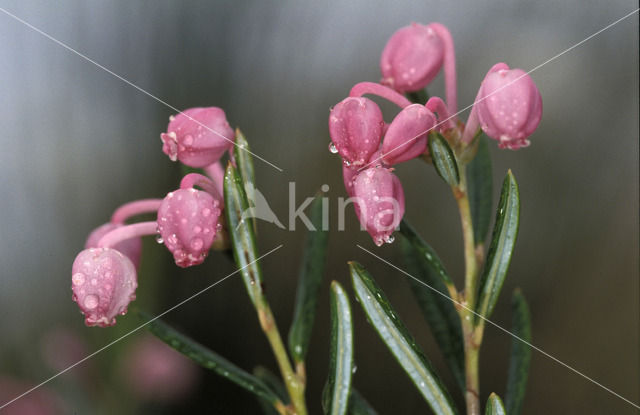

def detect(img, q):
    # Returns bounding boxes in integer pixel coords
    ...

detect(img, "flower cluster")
[329,22,542,245]
[71,108,235,327]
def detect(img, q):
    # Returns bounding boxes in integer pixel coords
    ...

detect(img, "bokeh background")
[0,1,637,414]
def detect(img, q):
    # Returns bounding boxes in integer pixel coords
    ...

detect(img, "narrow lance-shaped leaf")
[288,194,329,363]
[466,134,493,245]
[475,170,520,323]
[485,393,506,415]
[398,231,465,392]
[350,262,458,415]
[322,281,354,415]
[139,312,281,406]
[399,220,454,287]
[224,163,263,307]
[254,366,289,415]
[428,132,460,186]
[348,389,379,415]
[505,289,532,415]
[233,129,257,231]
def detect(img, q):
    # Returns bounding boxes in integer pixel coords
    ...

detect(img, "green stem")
[451,163,482,415]
[256,301,307,415]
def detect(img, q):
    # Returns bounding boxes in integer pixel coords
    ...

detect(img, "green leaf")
[398,232,465,392]
[399,220,454,286]
[323,281,354,415]
[428,132,459,186]
[349,262,458,415]
[254,366,289,415]
[348,389,378,415]
[233,129,257,231]
[466,134,493,245]
[288,194,329,363]
[406,89,430,105]
[505,289,532,415]
[475,170,520,323]
[223,162,263,307]
[485,393,506,415]
[139,312,281,406]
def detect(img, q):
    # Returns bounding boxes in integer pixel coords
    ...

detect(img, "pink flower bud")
[85,223,142,268]
[329,97,384,168]
[380,23,444,93]
[71,248,137,327]
[381,104,435,165]
[353,167,405,246]
[157,189,221,267]
[475,63,542,150]
[122,335,199,403]
[161,107,235,168]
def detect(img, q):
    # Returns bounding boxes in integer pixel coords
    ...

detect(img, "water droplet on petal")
[328,142,338,154]
[72,273,85,286]
[193,226,202,234]
[155,234,164,244]
[202,208,211,217]
[84,294,99,310]
[190,238,203,251]
[384,235,395,244]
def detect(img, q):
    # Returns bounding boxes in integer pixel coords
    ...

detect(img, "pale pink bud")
[157,188,221,267]
[161,107,235,167]
[329,97,384,168]
[122,335,199,403]
[71,248,137,327]
[85,223,142,268]
[353,167,405,246]
[380,23,444,93]
[381,104,435,165]
[475,63,542,150]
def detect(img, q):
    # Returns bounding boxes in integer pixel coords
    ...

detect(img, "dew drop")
[72,273,85,286]
[328,142,339,154]
[384,235,395,244]
[193,226,202,234]
[352,365,358,374]
[190,238,204,251]
[183,135,194,146]
[84,294,99,310]
[90,278,98,286]
[155,234,164,244]
[202,208,211,217]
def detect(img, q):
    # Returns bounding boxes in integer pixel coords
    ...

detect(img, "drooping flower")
[71,248,137,327]
[157,188,222,268]
[85,223,142,269]
[161,107,235,167]
[352,167,405,246]
[380,23,444,93]
[470,63,542,149]
[381,104,436,165]
[329,97,384,168]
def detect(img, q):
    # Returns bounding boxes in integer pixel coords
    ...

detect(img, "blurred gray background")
[0,1,637,414]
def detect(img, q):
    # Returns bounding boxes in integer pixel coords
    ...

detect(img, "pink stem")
[203,162,224,198]
[429,23,457,115]
[349,82,412,109]
[461,103,480,144]
[110,199,162,225]
[97,221,158,248]
[426,97,455,130]
[180,173,219,198]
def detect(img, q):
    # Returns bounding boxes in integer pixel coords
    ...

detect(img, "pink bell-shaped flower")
[329,97,384,168]
[475,63,542,150]
[157,188,221,268]
[85,223,142,269]
[71,248,137,327]
[352,167,405,246]
[161,107,235,168]
[381,104,436,165]
[380,23,444,93]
